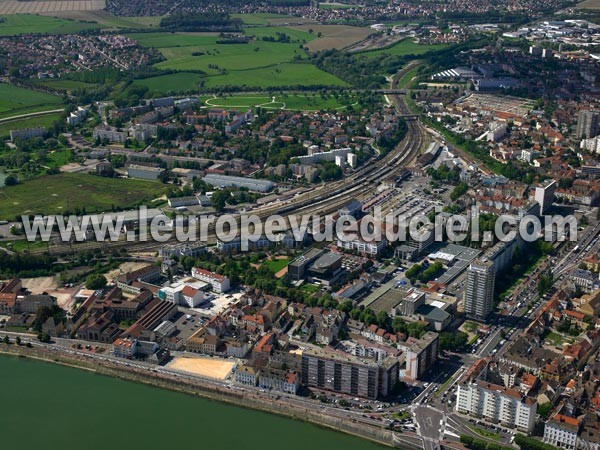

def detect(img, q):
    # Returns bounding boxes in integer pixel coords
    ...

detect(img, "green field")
[129,32,345,88]
[361,38,449,58]
[243,26,316,43]
[0,83,63,119]
[204,63,347,88]
[201,93,355,111]
[131,72,204,95]
[0,14,100,36]
[230,13,294,25]
[0,173,168,219]
[0,113,63,138]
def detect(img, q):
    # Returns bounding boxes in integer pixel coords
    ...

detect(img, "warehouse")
[203,174,275,193]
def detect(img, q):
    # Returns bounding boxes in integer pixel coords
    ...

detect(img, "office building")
[464,259,496,321]
[191,267,230,293]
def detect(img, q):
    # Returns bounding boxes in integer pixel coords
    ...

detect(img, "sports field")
[0,172,168,219]
[167,356,235,380]
[360,38,449,58]
[201,93,356,111]
[0,13,100,35]
[131,72,203,95]
[0,83,63,118]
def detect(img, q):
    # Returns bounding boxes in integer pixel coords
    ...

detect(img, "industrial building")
[202,174,275,193]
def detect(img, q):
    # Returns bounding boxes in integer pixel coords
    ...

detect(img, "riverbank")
[0,343,412,449]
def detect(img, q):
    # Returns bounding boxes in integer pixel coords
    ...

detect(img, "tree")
[4,174,19,186]
[15,336,21,345]
[3,335,9,344]
[37,333,51,343]
[86,274,107,290]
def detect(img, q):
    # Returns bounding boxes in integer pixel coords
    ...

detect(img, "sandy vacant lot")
[167,356,235,380]
[20,276,78,310]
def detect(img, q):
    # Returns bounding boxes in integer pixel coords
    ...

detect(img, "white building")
[191,267,230,293]
[456,365,537,433]
[543,414,580,450]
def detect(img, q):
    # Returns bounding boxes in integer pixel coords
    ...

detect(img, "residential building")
[191,267,230,293]
[543,414,580,450]
[464,259,496,321]
[576,110,600,139]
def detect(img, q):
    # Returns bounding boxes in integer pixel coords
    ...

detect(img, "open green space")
[243,26,316,43]
[129,32,345,88]
[203,63,348,88]
[230,13,294,25]
[0,14,100,36]
[545,331,565,347]
[469,426,501,441]
[266,257,291,273]
[0,113,63,138]
[360,38,449,58]
[0,172,168,219]
[0,83,63,119]
[131,72,203,95]
[201,93,354,110]
[0,239,48,252]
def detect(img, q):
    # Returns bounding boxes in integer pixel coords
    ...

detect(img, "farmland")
[0,173,168,219]
[131,72,204,95]
[129,31,346,88]
[0,113,63,138]
[360,38,449,58]
[0,84,63,119]
[0,14,100,35]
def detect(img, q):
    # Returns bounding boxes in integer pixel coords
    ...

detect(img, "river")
[0,355,387,450]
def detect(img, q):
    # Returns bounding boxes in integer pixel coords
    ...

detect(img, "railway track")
[32,70,427,256]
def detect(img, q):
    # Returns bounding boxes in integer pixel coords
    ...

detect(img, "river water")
[0,355,387,450]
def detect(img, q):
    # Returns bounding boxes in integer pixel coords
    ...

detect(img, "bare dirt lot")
[576,0,600,8]
[104,261,151,284]
[0,0,105,14]
[167,356,236,380]
[291,24,372,51]
[21,276,78,310]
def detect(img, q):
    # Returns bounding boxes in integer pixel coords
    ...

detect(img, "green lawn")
[266,257,290,273]
[0,83,63,119]
[469,426,501,441]
[0,239,48,252]
[46,148,74,169]
[360,38,449,58]
[204,63,348,88]
[131,72,204,95]
[545,331,565,347]
[0,113,63,138]
[0,14,100,36]
[0,173,168,219]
